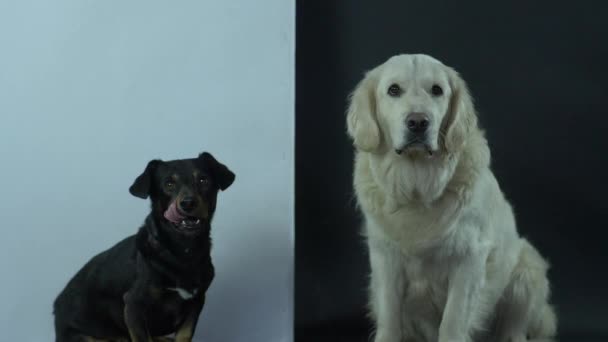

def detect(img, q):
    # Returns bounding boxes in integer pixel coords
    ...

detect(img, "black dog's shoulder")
[53,235,139,338]
[95,235,139,286]
[54,235,137,307]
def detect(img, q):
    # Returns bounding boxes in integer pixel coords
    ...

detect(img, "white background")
[0,1,293,341]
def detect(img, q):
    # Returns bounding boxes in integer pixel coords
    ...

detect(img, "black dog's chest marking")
[166,286,198,300]
[141,285,199,334]
[148,283,199,307]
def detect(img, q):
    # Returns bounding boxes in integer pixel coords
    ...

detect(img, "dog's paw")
[438,338,469,342]
[153,337,175,342]
[373,331,402,342]
[438,334,469,342]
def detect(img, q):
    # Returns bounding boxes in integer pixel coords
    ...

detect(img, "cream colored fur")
[347,54,556,342]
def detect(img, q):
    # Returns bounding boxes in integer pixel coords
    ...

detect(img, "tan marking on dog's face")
[193,197,209,219]
[167,170,210,220]
[191,170,210,219]
[162,174,179,195]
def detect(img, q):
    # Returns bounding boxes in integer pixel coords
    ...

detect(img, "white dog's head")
[347,54,477,157]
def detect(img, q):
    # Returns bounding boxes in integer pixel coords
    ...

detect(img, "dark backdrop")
[295,1,608,341]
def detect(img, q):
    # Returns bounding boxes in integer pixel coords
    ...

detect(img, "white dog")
[346,54,556,342]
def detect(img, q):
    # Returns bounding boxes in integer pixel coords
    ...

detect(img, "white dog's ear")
[346,68,381,152]
[441,67,478,153]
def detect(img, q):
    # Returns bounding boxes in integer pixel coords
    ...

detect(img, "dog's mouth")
[172,216,203,231]
[395,140,435,156]
[164,202,204,234]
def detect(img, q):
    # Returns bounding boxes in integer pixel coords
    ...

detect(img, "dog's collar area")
[145,216,162,249]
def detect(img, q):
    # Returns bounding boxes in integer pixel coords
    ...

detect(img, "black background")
[295,1,608,341]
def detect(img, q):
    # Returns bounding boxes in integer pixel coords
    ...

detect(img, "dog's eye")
[431,84,443,96]
[199,177,209,185]
[387,84,402,97]
[165,180,175,189]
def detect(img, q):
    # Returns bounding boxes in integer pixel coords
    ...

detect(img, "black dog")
[53,152,235,342]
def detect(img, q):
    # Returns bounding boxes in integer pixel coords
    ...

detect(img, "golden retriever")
[346,54,556,342]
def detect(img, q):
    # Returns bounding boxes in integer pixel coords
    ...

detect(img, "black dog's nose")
[406,113,430,134]
[179,197,197,212]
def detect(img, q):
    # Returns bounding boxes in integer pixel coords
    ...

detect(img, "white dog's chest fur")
[361,153,468,252]
[372,153,458,206]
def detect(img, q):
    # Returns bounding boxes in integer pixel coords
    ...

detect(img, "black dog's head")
[129,152,235,236]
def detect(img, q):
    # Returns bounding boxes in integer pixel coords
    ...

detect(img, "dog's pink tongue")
[164,201,185,223]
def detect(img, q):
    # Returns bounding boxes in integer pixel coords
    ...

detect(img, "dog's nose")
[406,113,430,134]
[179,197,197,212]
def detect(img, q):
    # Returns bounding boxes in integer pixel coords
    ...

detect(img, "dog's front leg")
[438,251,487,342]
[175,295,206,342]
[175,264,213,342]
[123,283,153,342]
[368,238,408,342]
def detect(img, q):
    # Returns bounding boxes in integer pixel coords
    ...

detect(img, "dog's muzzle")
[164,201,203,232]
[395,139,434,156]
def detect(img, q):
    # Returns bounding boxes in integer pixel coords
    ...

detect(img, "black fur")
[53,152,235,341]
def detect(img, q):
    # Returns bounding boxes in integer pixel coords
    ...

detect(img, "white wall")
[0,1,293,341]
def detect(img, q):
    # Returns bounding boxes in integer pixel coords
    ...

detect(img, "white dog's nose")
[406,112,430,134]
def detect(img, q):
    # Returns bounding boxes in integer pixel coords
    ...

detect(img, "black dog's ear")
[199,152,235,191]
[129,159,161,199]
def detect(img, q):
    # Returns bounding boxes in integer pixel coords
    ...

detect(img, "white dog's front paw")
[438,337,467,342]
[438,326,469,342]
[373,330,402,342]
[438,332,468,342]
